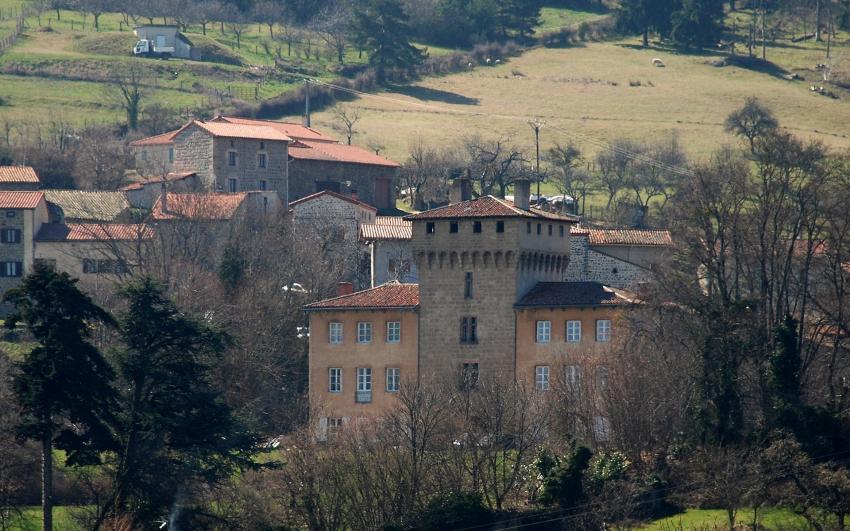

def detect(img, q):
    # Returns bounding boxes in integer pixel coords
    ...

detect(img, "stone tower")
[408,178,577,382]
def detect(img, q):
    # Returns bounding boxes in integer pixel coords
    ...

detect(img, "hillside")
[304,16,850,163]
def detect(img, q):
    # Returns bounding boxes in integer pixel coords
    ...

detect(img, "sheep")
[494,59,501,64]
[485,57,492,64]
[468,62,473,69]
[651,57,666,67]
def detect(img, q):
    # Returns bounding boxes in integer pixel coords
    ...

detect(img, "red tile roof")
[0,191,44,209]
[515,281,636,308]
[304,282,419,311]
[129,130,179,147]
[0,166,40,184]
[215,116,338,143]
[36,222,154,242]
[289,189,378,211]
[151,193,248,220]
[587,228,673,247]
[289,140,400,167]
[189,120,291,142]
[406,196,579,222]
[360,217,412,241]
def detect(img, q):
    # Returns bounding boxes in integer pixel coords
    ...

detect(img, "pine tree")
[496,0,542,41]
[105,278,261,526]
[351,0,426,82]
[670,0,724,48]
[5,264,117,531]
[616,0,678,46]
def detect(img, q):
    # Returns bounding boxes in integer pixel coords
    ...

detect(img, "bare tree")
[252,0,286,39]
[72,127,133,190]
[333,106,361,145]
[724,97,779,153]
[595,138,640,210]
[109,63,146,131]
[464,136,528,198]
[546,142,590,214]
[313,6,351,64]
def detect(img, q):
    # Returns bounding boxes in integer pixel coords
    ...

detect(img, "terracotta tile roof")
[406,196,579,222]
[304,281,419,311]
[129,129,179,147]
[215,116,338,143]
[189,120,291,142]
[289,140,400,167]
[0,166,40,184]
[587,228,673,247]
[516,281,636,308]
[289,189,377,211]
[120,171,197,191]
[44,190,130,221]
[36,222,153,242]
[0,191,44,209]
[360,217,412,241]
[151,192,247,220]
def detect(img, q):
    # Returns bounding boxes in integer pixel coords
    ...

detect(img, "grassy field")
[306,26,850,164]
[643,508,809,530]
[5,506,83,531]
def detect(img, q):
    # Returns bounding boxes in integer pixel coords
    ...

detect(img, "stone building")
[130,116,399,211]
[305,179,635,440]
[359,216,418,286]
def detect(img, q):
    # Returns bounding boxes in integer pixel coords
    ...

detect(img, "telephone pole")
[529,118,545,200]
[304,78,311,128]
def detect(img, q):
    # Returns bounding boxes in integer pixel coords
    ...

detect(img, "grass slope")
[643,508,808,530]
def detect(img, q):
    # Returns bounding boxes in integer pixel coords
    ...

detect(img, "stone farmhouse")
[305,177,639,441]
[130,116,400,211]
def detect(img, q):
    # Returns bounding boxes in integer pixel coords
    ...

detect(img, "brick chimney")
[337,282,354,297]
[514,177,531,210]
[449,169,473,204]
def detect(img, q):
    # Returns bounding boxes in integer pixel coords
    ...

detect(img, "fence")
[0,13,26,56]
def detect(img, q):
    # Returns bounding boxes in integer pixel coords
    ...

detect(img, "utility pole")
[304,78,311,128]
[529,118,545,200]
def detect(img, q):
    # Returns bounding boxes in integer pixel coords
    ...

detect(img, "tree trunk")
[643,24,649,47]
[202,22,206,35]
[42,433,53,531]
[268,24,274,39]
[816,0,823,41]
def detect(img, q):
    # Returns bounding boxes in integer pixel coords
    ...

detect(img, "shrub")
[417,491,494,530]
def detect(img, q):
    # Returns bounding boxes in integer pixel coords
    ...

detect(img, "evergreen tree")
[351,0,426,82]
[218,242,244,291]
[670,0,724,48]
[496,0,543,41]
[5,264,117,531]
[104,278,261,527]
[616,0,677,46]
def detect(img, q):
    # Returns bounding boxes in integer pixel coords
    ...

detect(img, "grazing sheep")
[485,57,492,64]
[651,57,666,67]
[468,62,473,69]
[494,59,501,64]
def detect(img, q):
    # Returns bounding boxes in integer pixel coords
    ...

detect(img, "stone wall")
[134,144,174,177]
[372,240,419,286]
[288,159,396,211]
[211,137,287,203]
[172,127,213,187]
[565,235,650,289]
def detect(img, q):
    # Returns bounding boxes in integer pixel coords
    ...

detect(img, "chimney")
[449,169,473,204]
[160,181,168,213]
[337,282,354,297]
[514,178,531,210]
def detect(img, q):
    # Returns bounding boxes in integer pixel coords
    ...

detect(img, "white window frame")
[328,367,342,393]
[566,320,582,343]
[596,365,609,390]
[535,365,550,391]
[596,319,612,342]
[566,365,581,390]
[386,367,400,392]
[536,320,551,343]
[386,321,401,343]
[357,367,372,391]
[329,322,343,344]
[357,322,372,344]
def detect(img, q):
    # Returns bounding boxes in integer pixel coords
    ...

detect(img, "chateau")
[306,178,639,439]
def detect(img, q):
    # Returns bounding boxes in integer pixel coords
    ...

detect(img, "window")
[596,366,609,390]
[386,321,401,343]
[259,180,267,191]
[536,223,542,235]
[260,141,265,150]
[386,368,400,392]
[328,368,342,393]
[526,222,531,234]
[566,320,582,343]
[168,147,174,163]
[496,220,505,233]
[329,322,343,344]
[593,416,611,442]
[460,317,477,344]
[228,151,237,166]
[560,225,565,237]
[464,272,473,299]
[327,417,344,435]
[536,365,550,391]
[566,365,582,391]
[357,322,372,343]
[450,222,458,233]
[0,261,21,277]
[257,153,267,168]
[460,362,479,390]
[5,212,14,218]
[473,221,482,233]
[596,319,612,342]
[82,259,127,275]
[536,320,551,343]
[548,224,553,236]
[228,178,238,193]
[356,367,372,403]
[426,222,435,234]
[0,228,21,244]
